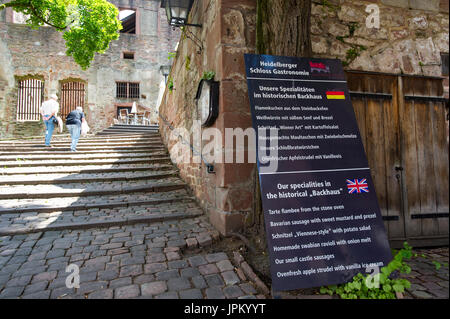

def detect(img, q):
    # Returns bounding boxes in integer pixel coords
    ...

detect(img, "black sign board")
[244,54,392,291]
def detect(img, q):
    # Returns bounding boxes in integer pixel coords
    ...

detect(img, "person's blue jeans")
[67,124,81,151]
[44,115,55,146]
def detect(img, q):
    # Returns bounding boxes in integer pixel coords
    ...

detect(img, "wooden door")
[347,72,405,242]
[347,71,449,247]
[400,76,449,246]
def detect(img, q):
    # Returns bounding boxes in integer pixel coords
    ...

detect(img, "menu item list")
[245,54,392,291]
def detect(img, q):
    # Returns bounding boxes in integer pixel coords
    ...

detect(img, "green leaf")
[202,71,216,81]
[383,284,392,293]
[432,261,441,270]
[319,287,329,294]
[6,0,122,69]
[393,284,405,293]
[379,273,387,284]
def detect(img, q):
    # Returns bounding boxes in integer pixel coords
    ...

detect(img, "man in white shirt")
[40,94,59,147]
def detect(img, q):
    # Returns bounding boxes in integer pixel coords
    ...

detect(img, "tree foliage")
[0,0,122,69]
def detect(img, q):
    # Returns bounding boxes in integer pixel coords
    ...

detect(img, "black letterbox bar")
[349,91,393,100]
[382,216,400,221]
[404,95,448,102]
[411,213,450,219]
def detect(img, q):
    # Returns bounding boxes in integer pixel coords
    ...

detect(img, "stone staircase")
[97,124,159,136]
[0,128,269,300]
[0,130,202,236]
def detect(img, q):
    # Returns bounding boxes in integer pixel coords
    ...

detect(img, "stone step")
[0,151,168,161]
[96,131,159,136]
[0,149,165,156]
[0,145,166,152]
[104,125,159,130]
[113,124,159,127]
[0,142,165,150]
[0,134,73,141]
[0,189,191,213]
[0,141,164,149]
[0,138,163,145]
[0,156,171,167]
[102,125,159,130]
[0,179,187,199]
[112,124,159,129]
[0,132,159,142]
[0,132,160,141]
[0,170,179,185]
[0,163,174,175]
[97,132,159,137]
[0,195,195,215]
[0,136,162,144]
[0,201,203,236]
[98,129,159,134]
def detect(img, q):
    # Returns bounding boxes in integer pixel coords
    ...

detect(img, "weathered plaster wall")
[0,0,180,138]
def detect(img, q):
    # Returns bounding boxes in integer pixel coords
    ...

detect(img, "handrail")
[156,110,215,174]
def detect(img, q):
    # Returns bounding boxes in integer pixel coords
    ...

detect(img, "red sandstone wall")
[159,0,258,235]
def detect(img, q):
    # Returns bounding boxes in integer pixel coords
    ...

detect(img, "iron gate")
[59,81,86,120]
[16,79,44,122]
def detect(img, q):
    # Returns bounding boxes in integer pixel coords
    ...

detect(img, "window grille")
[116,82,140,99]
[16,79,44,122]
[60,81,86,120]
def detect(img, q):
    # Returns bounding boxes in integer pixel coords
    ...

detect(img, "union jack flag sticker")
[346,179,369,194]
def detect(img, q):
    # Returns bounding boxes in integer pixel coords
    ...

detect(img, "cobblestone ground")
[402,247,449,299]
[0,217,268,299]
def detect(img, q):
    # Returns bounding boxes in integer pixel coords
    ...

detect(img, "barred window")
[116,82,140,99]
[16,79,44,122]
[60,81,86,120]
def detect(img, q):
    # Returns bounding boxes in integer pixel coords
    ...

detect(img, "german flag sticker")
[326,91,346,99]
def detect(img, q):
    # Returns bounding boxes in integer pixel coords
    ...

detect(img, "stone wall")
[310,0,449,77]
[0,0,180,138]
[159,0,258,235]
[158,0,449,236]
